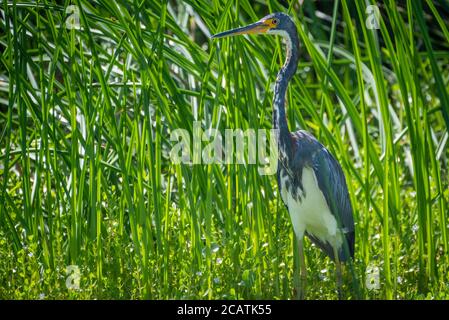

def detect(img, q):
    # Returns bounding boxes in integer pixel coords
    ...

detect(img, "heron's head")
[211,12,295,39]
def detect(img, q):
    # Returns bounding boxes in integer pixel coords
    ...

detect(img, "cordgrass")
[0,0,448,299]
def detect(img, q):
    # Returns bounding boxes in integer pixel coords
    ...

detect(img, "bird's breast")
[279,166,342,248]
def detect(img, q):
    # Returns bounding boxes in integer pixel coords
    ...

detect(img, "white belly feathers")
[280,167,342,248]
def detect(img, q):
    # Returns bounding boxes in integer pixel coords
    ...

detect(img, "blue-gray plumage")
[279,130,355,262]
[212,12,355,299]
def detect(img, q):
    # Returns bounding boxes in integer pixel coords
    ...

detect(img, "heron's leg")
[297,237,307,300]
[333,246,342,299]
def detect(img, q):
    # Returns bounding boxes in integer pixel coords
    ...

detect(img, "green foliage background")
[0,0,448,299]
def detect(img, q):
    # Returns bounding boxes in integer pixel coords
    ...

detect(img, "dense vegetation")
[1,0,448,299]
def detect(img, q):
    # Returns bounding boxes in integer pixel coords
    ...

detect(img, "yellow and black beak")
[211,20,271,39]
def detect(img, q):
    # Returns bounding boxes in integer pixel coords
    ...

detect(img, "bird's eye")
[272,19,278,25]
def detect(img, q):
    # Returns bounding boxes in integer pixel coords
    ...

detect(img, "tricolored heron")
[212,12,355,299]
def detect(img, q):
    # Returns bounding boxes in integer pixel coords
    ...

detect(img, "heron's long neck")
[273,29,299,156]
